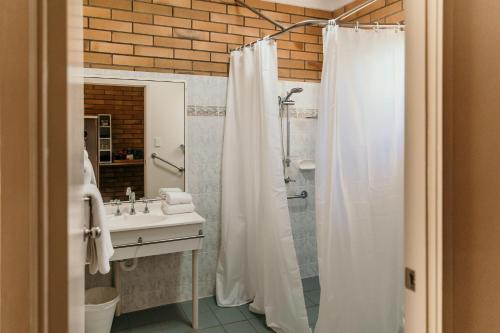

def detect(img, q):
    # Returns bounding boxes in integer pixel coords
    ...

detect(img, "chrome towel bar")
[113,233,205,249]
[151,153,185,173]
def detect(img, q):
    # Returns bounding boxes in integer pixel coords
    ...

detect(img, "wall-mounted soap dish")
[295,160,315,170]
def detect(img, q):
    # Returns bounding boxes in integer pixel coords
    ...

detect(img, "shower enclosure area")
[279,84,320,279]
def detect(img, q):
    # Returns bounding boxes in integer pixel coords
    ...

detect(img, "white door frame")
[1,0,84,332]
[405,0,444,332]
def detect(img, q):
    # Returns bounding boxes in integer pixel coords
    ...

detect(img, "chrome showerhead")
[283,87,303,103]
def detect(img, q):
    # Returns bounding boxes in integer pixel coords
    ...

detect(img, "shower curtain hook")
[355,21,359,32]
[375,22,380,32]
[396,22,402,32]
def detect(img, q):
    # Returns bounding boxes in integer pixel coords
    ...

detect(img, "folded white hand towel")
[159,187,182,198]
[165,192,193,205]
[84,183,114,275]
[161,202,195,215]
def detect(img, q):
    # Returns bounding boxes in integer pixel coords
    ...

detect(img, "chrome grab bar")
[287,190,308,200]
[151,153,185,173]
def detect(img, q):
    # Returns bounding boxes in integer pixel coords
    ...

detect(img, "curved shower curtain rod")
[232,0,405,52]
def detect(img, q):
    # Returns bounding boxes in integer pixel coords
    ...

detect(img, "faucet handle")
[126,187,132,196]
[113,199,122,216]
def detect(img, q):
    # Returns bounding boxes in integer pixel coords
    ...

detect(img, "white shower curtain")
[315,26,405,333]
[216,39,310,333]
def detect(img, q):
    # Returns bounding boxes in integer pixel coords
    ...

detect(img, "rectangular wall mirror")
[84,77,186,202]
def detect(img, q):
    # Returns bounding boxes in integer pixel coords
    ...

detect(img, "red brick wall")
[99,165,145,201]
[84,84,144,151]
[83,0,332,81]
[84,84,145,201]
[83,0,405,82]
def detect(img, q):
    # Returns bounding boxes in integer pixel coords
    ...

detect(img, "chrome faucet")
[113,199,122,216]
[126,187,136,215]
[141,198,150,214]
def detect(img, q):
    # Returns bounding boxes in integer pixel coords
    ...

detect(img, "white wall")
[145,81,186,196]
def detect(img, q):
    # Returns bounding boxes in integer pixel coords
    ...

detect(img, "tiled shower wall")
[85,68,319,313]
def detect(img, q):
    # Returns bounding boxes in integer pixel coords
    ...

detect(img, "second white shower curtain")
[315,26,405,332]
[216,39,310,333]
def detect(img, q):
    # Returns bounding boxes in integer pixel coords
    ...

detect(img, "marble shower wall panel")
[287,118,318,278]
[84,69,320,313]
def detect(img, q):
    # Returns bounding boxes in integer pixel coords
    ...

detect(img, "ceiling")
[273,0,354,11]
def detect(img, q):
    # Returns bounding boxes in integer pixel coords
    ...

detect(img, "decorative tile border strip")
[288,107,319,119]
[187,105,319,119]
[187,105,226,117]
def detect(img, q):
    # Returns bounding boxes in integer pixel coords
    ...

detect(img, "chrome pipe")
[113,234,205,249]
[335,0,378,22]
[234,0,286,31]
[286,103,291,167]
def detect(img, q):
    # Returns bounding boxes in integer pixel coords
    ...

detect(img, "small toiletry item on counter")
[113,148,144,162]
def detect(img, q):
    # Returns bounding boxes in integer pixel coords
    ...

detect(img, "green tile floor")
[112,276,320,333]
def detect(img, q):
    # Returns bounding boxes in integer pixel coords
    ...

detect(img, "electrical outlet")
[405,267,416,292]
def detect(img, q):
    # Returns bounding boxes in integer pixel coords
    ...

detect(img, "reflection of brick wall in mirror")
[84,84,145,201]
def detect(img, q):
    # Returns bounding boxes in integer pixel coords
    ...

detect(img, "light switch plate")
[154,137,161,147]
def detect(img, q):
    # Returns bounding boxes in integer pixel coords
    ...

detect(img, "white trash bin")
[85,287,120,333]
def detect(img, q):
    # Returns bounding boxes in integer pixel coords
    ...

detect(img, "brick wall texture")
[84,84,145,201]
[83,0,405,82]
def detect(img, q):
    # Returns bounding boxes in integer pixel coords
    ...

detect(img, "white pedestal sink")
[105,201,205,329]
